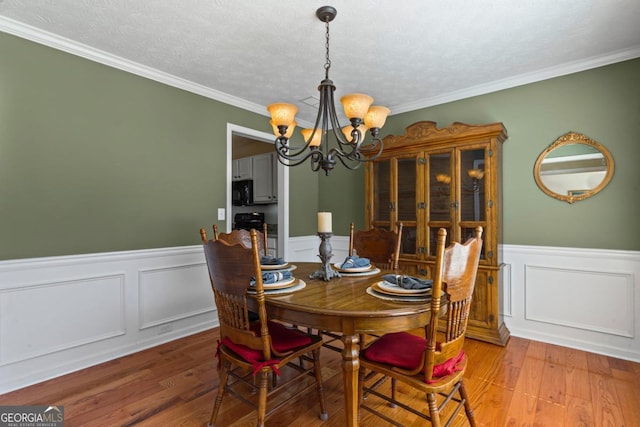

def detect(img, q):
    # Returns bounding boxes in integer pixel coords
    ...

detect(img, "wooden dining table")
[256,262,434,427]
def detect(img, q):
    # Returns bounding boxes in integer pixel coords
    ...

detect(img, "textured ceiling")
[1,0,640,126]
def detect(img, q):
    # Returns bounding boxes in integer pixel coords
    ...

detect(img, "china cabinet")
[365,121,510,345]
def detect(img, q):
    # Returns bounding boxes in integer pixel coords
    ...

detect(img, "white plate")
[338,267,381,277]
[248,280,306,295]
[261,262,289,270]
[333,263,374,273]
[263,276,296,289]
[376,280,432,295]
[366,286,431,302]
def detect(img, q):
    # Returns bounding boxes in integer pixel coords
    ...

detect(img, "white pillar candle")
[317,212,332,233]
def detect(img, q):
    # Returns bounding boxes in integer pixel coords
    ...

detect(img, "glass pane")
[373,160,390,222]
[428,226,451,256]
[400,225,417,256]
[429,153,451,222]
[460,149,486,222]
[397,158,416,221]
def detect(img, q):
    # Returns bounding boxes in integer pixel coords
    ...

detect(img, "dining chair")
[358,227,483,427]
[349,222,403,271]
[201,223,269,257]
[201,229,328,427]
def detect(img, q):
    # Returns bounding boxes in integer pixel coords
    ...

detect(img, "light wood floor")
[1,328,638,426]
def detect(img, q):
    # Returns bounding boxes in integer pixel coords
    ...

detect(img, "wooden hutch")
[364,121,510,345]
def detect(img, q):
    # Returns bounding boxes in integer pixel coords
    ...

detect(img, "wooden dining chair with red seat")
[349,222,403,271]
[358,227,483,427]
[201,223,268,257]
[201,229,328,427]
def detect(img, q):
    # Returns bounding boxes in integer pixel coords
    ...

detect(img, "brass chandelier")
[267,6,390,175]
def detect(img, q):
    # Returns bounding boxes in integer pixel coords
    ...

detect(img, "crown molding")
[0,16,269,118]
[3,16,639,122]
[391,46,640,115]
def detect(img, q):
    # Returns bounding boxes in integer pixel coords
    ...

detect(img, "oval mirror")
[534,131,614,204]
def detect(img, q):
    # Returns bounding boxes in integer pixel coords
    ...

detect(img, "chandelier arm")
[333,153,363,170]
[325,86,356,148]
[276,146,324,167]
[275,139,315,160]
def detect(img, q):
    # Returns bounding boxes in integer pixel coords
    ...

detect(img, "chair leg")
[458,380,476,427]
[209,360,231,427]
[357,365,366,417]
[313,348,329,420]
[390,378,397,408]
[256,370,270,427]
[426,392,442,427]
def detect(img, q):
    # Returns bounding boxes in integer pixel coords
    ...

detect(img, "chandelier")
[267,6,390,175]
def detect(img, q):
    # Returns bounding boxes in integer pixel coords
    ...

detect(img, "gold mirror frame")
[534,131,614,204]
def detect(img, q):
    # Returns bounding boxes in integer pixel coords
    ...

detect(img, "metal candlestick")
[310,232,341,281]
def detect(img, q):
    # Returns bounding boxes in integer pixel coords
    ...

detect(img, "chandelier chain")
[324,19,331,78]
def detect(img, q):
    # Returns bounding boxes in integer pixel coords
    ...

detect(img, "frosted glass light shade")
[301,128,322,147]
[364,106,391,129]
[341,124,368,143]
[271,120,296,138]
[267,103,298,127]
[340,93,374,119]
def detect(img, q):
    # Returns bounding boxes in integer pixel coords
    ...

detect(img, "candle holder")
[310,232,341,281]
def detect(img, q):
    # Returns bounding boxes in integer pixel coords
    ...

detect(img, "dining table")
[253,262,434,427]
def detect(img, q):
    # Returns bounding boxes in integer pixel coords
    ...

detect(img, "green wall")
[367,58,639,250]
[0,33,321,259]
[2,31,638,260]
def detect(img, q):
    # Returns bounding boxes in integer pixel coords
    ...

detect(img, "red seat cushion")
[362,331,465,382]
[219,337,281,376]
[362,332,426,370]
[250,321,312,353]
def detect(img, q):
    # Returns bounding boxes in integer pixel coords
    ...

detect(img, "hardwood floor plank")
[504,390,537,426]
[565,395,595,427]
[512,356,545,398]
[533,397,565,426]
[539,361,566,405]
[1,329,639,426]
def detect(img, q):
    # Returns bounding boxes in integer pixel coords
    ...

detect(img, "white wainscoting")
[502,244,639,362]
[1,240,637,393]
[0,246,216,394]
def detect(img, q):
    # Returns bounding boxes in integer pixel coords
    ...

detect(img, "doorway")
[226,123,289,258]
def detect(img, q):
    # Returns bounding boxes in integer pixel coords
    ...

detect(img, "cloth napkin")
[260,256,286,265]
[382,274,433,290]
[341,255,371,269]
[251,270,292,286]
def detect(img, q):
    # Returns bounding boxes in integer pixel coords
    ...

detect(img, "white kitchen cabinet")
[252,152,277,203]
[232,157,253,181]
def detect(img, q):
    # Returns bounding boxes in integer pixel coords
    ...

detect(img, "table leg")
[341,333,360,427]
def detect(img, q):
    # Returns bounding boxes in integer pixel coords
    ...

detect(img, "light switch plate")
[217,208,225,220]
